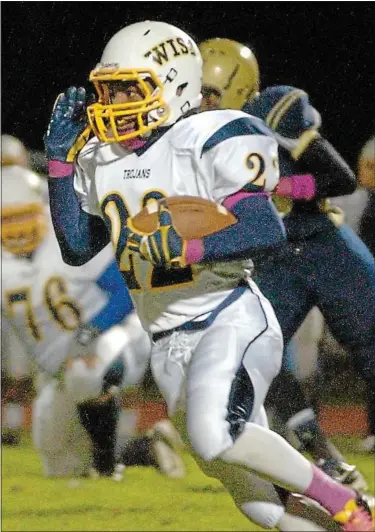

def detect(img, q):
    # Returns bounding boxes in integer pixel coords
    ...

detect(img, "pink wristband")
[48,160,74,178]
[276,174,316,200]
[185,239,204,264]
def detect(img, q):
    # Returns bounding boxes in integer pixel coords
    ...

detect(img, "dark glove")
[45,86,91,163]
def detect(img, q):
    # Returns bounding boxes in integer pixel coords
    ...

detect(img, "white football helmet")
[87,20,203,143]
[1,166,47,255]
[1,134,29,168]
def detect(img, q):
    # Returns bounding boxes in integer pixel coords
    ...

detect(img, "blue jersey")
[247,88,375,387]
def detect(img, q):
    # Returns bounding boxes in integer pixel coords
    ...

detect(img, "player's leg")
[173,408,332,531]
[68,317,152,476]
[314,225,375,454]
[182,285,372,529]
[256,251,346,467]
[1,325,34,445]
[32,377,92,477]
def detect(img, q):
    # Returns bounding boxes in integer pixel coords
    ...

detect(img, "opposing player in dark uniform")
[200,38,375,490]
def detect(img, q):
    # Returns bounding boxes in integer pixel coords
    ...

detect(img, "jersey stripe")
[291,128,320,160]
[201,117,271,156]
[266,89,305,131]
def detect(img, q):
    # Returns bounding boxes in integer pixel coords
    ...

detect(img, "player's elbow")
[339,172,357,195]
[57,239,96,266]
[61,249,92,267]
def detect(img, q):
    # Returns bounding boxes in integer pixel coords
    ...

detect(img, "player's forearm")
[90,262,134,332]
[48,163,110,266]
[294,137,357,199]
[186,194,286,265]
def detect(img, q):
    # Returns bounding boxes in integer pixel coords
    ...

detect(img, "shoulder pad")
[244,85,321,139]
[77,136,126,171]
[175,109,274,157]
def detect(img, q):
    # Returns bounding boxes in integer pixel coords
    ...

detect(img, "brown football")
[130,195,237,240]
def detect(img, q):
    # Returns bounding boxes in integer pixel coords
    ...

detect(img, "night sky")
[2,2,374,168]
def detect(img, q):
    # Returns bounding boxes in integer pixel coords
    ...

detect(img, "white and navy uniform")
[2,217,150,476]
[52,109,284,461]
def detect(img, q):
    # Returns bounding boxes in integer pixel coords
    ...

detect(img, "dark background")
[2,2,374,168]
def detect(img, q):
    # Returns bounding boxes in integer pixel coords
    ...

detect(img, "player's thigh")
[33,379,68,452]
[315,226,375,347]
[255,251,312,343]
[2,331,32,378]
[293,307,324,381]
[33,379,85,453]
[186,288,282,459]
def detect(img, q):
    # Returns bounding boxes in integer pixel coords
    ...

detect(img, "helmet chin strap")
[119,114,155,150]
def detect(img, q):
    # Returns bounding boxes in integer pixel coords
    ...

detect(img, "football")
[130,196,237,240]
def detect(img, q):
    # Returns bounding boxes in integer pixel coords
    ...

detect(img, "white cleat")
[148,420,186,479]
[88,462,125,481]
[357,435,375,454]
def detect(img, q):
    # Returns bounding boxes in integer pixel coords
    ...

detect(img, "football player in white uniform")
[1,135,35,445]
[1,134,30,168]
[44,21,372,531]
[1,164,154,478]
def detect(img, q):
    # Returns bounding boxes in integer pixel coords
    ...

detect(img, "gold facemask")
[1,203,47,255]
[87,68,169,143]
[200,38,260,110]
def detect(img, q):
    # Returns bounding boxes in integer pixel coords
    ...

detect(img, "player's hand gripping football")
[127,204,188,269]
[44,86,91,163]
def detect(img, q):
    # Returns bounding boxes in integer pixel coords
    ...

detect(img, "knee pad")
[241,501,285,529]
[188,363,255,461]
[187,413,233,461]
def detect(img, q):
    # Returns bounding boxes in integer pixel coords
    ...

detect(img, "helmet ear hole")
[176,82,188,96]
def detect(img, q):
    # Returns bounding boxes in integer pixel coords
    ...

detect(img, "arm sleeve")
[87,261,134,332]
[294,136,357,198]
[48,175,110,266]
[197,193,286,264]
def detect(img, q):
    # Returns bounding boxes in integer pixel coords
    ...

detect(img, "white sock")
[4,403,23,430]
[220,422,313,492]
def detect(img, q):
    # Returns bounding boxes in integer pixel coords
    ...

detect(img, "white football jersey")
[74,110,280,333]
[1,213,116,375]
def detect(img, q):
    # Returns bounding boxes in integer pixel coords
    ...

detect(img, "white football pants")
[150,279,283,461]
[33,313,151,477]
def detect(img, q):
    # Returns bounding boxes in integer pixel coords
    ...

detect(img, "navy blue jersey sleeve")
[48,176,110,266]
[198,193,286,264]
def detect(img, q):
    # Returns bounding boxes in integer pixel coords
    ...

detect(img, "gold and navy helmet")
[199,38,259,110]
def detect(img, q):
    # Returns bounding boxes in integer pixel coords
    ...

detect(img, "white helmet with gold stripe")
[1,165,47,255]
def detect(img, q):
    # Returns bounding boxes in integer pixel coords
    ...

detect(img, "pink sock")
[304,464,356,515]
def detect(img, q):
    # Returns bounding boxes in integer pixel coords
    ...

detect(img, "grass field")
[2,436,374,532]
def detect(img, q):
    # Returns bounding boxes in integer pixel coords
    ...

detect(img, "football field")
[2,437,374,531]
